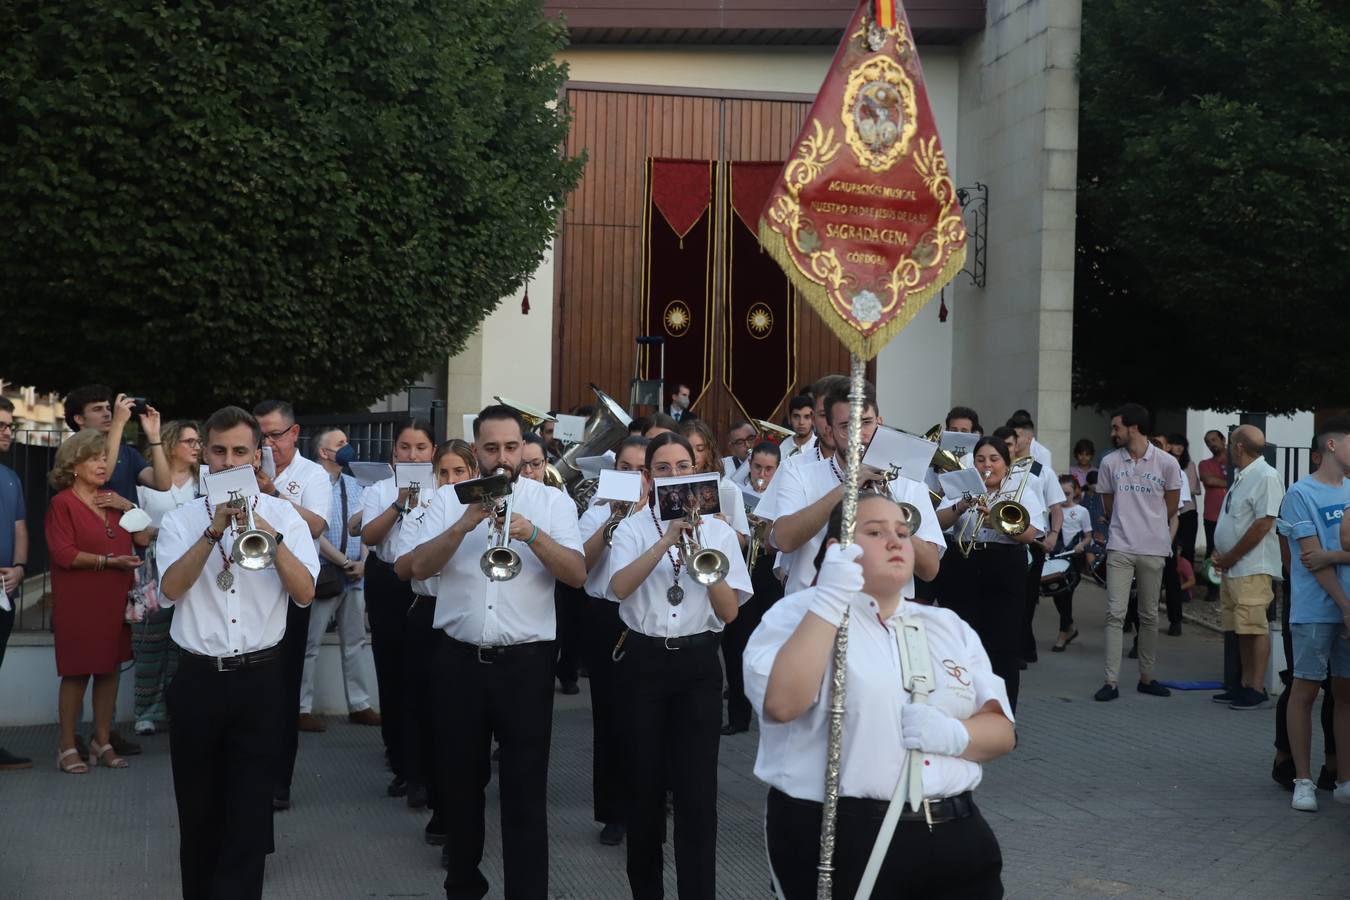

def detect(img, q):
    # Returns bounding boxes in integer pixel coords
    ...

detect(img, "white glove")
[900,703,970,758]
[809,543,870,627]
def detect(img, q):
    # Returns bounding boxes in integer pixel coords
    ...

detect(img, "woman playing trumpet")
[934,437,1045,711]
[576,435,649,846]
[607,432,753,899]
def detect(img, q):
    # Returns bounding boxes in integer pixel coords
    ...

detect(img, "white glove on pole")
[900,703,970,758]
[809,542,871,627]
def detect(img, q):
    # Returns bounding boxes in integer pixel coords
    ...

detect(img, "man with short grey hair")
[297,428,380,732]
[1211,425,1283,710]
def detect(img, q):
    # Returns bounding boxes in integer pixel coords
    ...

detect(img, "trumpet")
[478,468,522,581]
[680,506,730,586]
[601,500,632,546]
[746,515,770,568]
[859,464,924,534]
[402,481,421,516]
[228,490,277,571]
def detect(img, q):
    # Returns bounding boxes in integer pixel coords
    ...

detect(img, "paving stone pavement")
[1,584,1347,899]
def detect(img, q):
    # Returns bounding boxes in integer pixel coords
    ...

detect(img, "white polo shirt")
[416,475,582,645]
[359,477,404,563]
[745,588,1013,802]
[158,494,320,657]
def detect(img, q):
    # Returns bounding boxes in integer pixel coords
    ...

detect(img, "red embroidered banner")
[642,158,715,406]
[758,1,966,361]
[723,161,797,423]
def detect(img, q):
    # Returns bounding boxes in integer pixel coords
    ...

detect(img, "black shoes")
[1094,684,1119,702]
[1050,629,1079,652]
[560,681,580,696]
[1167,622,1182,636]
[1272,757,1296,790]
[1137,680,1171,697]
[0,747,33,770]
[599,823,626,846]
[407,781,428,809]
[425,812,447,846]
[1212,689,1239,704]
[272,789,291,811]
[1229,688,1269,710]
[387,775,408,797]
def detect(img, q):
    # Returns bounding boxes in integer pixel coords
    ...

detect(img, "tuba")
[493,396,556,431]
[477,468,522,582]
[228,490,277,571]
[553,385,632,487]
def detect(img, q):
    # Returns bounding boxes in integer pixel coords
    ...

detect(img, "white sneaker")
[133,719,155,736]
[1334,782,1350,806]
[1291,778,1318,812]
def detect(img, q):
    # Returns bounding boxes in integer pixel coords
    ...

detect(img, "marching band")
[153,377,1042,900]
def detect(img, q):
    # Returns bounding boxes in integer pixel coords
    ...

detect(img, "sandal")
[89,739,129,769]
[57,747,89,774]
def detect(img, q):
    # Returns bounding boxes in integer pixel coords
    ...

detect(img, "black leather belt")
[623,629,720,652]
[180,645,281,673]
[773,788,976,825]
[969,541,1022,553]
[439,634,553,664]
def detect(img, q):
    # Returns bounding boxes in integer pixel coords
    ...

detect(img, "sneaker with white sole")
[1334,782,1350,806]
[133,720,156,736]
[1291,778,1318,812]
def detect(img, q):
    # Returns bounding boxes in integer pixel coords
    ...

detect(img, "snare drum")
[1039,557,1079,597]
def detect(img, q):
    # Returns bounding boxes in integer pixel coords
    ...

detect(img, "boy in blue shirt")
[1276,417,1350,812]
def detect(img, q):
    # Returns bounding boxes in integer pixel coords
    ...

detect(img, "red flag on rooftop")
[758,0,966,361]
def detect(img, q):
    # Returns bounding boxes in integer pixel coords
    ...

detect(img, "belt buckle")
[477,645,498,664]
[922,798,935,832]
[663,636,681,651]
[215,655,226,673]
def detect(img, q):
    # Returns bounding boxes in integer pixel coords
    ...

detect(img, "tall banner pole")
[756,3,967,895]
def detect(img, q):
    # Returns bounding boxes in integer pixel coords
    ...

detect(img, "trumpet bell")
[897,501,923,535]
[688,547,730,586]
[990,500,1030,537]
[232,530,277,571]
[480,545,523,582]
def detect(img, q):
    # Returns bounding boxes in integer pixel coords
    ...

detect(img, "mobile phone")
[130,397,149,417]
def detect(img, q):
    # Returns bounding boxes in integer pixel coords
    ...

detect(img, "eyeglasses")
[520,458,546,471]
[0,423,13,433]
[650,461,695,476]
[179,438,202,447]
[728,437,752,447]
[261,428,294,443]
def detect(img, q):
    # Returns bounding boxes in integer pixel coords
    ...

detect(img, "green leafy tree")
[1075,0,1350,414]
[0,0,582,413]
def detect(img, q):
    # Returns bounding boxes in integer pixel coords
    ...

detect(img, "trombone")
[227,490,277,571]
[478,468,522,582]
[956,460,1034,557]
[859,463,924,535]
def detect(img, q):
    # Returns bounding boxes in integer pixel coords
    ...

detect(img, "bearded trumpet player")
[156,407,319,900]
[411,405,584,900]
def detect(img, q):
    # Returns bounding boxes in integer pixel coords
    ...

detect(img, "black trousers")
[939,543,1026,711]
[366,556,414,778]
[168,656,283,900]
[0,596,12,669]
[617,634,722,900]
[432,635,555,900]
[555,582,585,686]
[274,600,311,795]
[723,555,785,730]
[765,788,1003,899]
[580,596,627,826]
[1203,519,1217,558]
[405,594,441,806]
[1021,543,1048,658]
[1175,510,1198,565]
[1161,554,1183,627]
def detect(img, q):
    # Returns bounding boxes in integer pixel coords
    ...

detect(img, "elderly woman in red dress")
[46,429,149,773]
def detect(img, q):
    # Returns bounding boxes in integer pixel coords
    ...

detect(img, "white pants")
[300,587,372,714]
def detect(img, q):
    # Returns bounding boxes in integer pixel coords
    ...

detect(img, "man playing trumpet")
[156,406,319,900]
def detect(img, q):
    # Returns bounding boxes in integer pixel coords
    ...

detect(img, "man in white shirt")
[759,382,944,596]
[412,405,585,899]
[157,406,319,900]
[253,399,330,810]
[781,393,817,459]
[1000,419,1065,663]
[718,423,761,485]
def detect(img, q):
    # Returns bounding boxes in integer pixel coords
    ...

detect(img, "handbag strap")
[338,477,350,556]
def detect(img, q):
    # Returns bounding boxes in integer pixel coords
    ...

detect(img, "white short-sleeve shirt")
[606,510,752,636]
[157,494,320,657]
[274,453,331,549]
[940,475,1048,545]
[359,477,402,563]
[760,457,944,595]
[745,588,1012,802]
[416,476,583,645]
[392,490,440,597]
